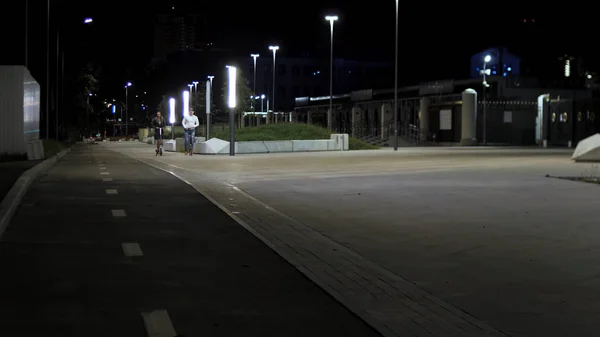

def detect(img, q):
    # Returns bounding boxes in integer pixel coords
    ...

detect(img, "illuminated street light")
[325,15,338,131]
[125,82,132,135]
[84,18,93,24]
[480,55,492,144]
[169,98,176,139]
[268,45,279,123]
[227,65,237,156]
[182,90,189,118]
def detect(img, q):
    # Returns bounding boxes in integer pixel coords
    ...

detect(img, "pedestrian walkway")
[0,144,379,337]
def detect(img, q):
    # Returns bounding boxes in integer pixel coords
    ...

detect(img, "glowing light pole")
[250,54,259,96]
[182,90,190,119]
[206,78,211,139]
[480,54,492,144]
[325,15,338,130]
[169,97,176,139]
[125,82,132,135]
[227,66,237,156]
[268,46,279,124]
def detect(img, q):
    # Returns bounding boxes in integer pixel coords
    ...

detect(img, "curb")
[0,147,72,239]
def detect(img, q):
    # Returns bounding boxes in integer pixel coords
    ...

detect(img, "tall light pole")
[227,66,237,156]
[125,82,132,135]
[480,54,491,144]
[45,0,49,138]
[169,97,176,140]
[187,83,194,110]
[206,79,212,139]
[25,0,28,68]
[325,15,338,131]
[192,81,198,107]
[393,0,399,150]
[250,54,259,96]
[268,45,279,123]
[261,94,265,113]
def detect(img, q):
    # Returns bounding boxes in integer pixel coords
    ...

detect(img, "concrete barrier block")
[175,138,185,152]
[330,134,349,150]
[195,136,206,143]
[236,141,269,154]
[163,140,177,152]
[264,141,293,152]
[198,138,229,154]
[573,133,600,162]
[292,140,330,152]
[26,140,44,160]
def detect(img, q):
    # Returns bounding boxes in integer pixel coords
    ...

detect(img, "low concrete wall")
[264,141,293,153]
[196,134,349,155]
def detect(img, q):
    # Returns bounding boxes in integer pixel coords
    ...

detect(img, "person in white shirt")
[182,109,200,156]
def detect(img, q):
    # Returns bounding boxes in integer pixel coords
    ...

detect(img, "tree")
[221,68,253,114]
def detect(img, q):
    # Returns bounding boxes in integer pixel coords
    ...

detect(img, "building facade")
[153,11,201,59]
[291,75,597,147]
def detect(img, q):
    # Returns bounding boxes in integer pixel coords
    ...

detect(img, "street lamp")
[183,90,190,118]
[393,0,399,150]
[260,94,266,113]
[251,54,260,113]
[84,18,93,24]
[268,45,279,123]
[125,82,132,135]
[227,66,237,156]
[250,54,259,95]
[169,97,176,139]
[206,79,212,139]
[325,15,338,131]
[480,54,492,144]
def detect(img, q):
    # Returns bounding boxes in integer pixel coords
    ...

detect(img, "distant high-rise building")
[153,10,200,59]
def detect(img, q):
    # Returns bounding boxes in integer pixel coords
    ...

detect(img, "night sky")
[1,1,596,96]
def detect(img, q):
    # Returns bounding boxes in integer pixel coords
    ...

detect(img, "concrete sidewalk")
[0,144,379,337]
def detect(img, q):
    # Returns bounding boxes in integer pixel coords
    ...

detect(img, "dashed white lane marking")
[100,172,110,175]
[121,242,143,257]
[105,189,118,195]
[102,178,113,182]
[99,167,106,170]
[141,310,177,337]
[111,209,127,217]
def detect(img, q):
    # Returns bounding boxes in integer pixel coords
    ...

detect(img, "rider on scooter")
[151,111,167,155]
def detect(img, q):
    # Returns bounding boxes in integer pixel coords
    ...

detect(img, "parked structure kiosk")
[0,66,43,160]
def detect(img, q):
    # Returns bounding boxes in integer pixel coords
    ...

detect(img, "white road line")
[102,178,113,182]
[111,209,127,217]
[99,167,106,170]
[100,172,110,175]
[121,242,143,257]
[141,310,177,337]
[105,189,118,195]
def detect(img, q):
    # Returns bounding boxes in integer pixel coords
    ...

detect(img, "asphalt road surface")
[0,144,380,337]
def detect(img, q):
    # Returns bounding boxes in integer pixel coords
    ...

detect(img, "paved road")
[106,142,600,337]
[0,144,379,337]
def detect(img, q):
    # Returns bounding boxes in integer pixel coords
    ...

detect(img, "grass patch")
[211,123,378,150]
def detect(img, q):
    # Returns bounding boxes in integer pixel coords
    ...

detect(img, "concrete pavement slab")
[0,144,379,337]
[105,141,600,337]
